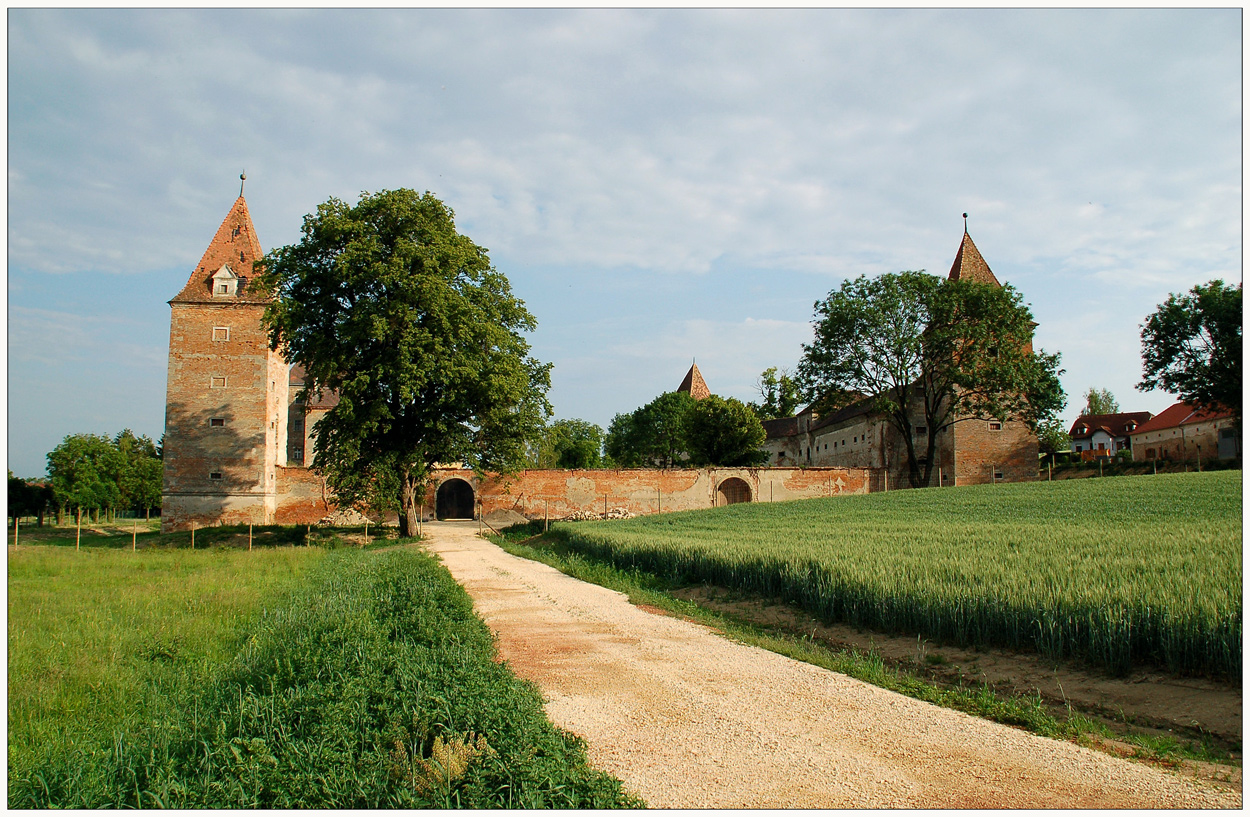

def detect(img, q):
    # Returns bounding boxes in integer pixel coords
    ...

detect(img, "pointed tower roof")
[947,230,1001,288]
[677,362,711,400]
[170,195,269,304]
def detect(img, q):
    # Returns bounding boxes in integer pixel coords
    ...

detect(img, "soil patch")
[672,585,1242,748]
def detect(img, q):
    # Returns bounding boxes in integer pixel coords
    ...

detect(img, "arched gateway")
[436,478,475,520]
[716,477,752,506]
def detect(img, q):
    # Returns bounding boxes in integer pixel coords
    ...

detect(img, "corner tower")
[943,225,1039,485]
[161,187,288,531]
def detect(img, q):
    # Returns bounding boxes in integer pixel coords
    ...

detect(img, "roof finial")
[240,171,247,197]
[962,212,968,234]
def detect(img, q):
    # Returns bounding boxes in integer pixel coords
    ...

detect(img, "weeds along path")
[420,522,1237,809]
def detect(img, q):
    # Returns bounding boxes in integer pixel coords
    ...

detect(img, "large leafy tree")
[1139,280,1241,421]
[529,419,604,469]
[114,429,163,518]
[685,395,768,467]
[796,270,1065,488]
[605,391,697,468]
[8,472,54,526]
[749,367,801,420]
[1079,387,1119,416]
[47,434,123,520]
[256,189,551,536]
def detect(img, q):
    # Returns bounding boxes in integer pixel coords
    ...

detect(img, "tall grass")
[550,472,1241,678]
[9,546,640,808]
[8,545,323,786]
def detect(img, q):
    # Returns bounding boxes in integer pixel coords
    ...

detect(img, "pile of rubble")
[318,508,372,526]
[562,507,636,521]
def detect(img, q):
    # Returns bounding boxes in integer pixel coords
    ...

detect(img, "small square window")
[211,376,226,388]
[212,327,229,341]
[209,471,223,480]
[993,471,1004,480]
[209,418,225,427]
[915,426,928,436]
[217,283,229,294]
[989,422,1002,431]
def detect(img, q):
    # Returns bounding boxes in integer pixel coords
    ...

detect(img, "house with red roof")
[1068,412,1152,458]
[1129,402,1240,462]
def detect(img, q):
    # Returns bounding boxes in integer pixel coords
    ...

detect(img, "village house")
[1129,402,1240,463]
[761,229,1040,487]
[1067,412,1152,458]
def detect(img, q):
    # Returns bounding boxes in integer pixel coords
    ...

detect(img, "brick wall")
[424,466,871,519]
[161,302,287,531]
[266,465,874,525]
[950,416,1038,485]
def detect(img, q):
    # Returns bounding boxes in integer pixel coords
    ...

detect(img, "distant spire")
[677,362,711,400]
[239,171,247,197]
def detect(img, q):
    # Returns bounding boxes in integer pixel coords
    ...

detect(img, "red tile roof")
[947,231,1001,287]
[170,196,269,304]
[1068,412,1153,440]
[677,363,711,400]
[1131,402,1235,436]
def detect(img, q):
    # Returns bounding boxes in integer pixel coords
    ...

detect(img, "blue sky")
[7,8,1242,478]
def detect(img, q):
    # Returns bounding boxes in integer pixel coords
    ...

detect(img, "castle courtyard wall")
[267,465,873,525]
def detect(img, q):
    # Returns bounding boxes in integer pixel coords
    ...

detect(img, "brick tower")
[942,228,1039,484]
[161,185,288,531]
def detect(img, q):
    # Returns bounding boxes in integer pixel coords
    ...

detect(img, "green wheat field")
[551,471,1242,678]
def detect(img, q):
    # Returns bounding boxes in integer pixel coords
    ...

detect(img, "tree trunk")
[398,474,420,538]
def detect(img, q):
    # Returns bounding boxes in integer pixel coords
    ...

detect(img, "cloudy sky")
[7,8,1241,477]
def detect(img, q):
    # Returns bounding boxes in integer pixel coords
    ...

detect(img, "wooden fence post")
[14,517,19,550]
[544,500,549,532]
[77,509,82,551]
[249,523,253,551]
[133,519,137,552]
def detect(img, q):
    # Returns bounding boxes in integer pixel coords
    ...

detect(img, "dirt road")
[422,522,1238,808]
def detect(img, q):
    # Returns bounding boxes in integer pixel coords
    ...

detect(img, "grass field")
[8,542,639,808]
[544,471,1242,678]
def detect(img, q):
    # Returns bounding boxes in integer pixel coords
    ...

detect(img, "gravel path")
[422,522,1239,809]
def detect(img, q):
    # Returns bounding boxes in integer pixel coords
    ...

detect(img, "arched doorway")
[436,478,475,520]
[716,477,752,506]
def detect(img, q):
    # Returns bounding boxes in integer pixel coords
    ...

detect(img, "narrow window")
[210,376,227,388]
[212,326,229,341]
[209,418,225,427]
[993,470,1004,481]
[989,422,1003,431]
[915,426,928,436]
[209,471,223,480]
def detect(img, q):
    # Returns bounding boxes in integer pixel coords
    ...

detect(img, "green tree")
[549,419,604,469]
[1079,387,1120,416]
[1139,280,1242,421]
[46,434,123,522]
[256,189,551,536]
[527,419,604,469]
[749,367,801,420]
[686,395,768,466]
[797,271,1065,488]
[605,391,697,468]
[114,429,163,517]
[1035,417,1071,458]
